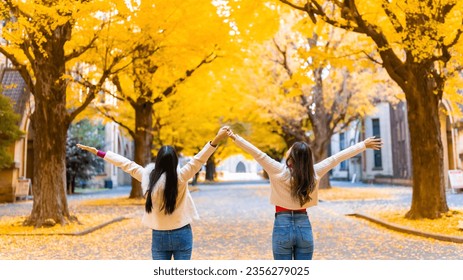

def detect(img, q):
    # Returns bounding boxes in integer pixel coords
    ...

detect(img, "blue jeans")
[272,213,314,260]
[151,224,193,260]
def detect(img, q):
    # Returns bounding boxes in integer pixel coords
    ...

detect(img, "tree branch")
[439,18,463,63]
[291,0,408,88]
[273,38,293,77]
[4,0,33,19]
[18,41,36,72]
[381,0,404,34]
[95,105,136,138]
[336,114,359,131]
[154,51,218,102]
[111,75,137,107]
[65,30,101,62]
[68,48,139,122]
[362,51,383,65]
[279,0,306,12]
[0,47,36,95]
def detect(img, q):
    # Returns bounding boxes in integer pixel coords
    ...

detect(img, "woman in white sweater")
[226,129,382,260]
[77,127,229,260]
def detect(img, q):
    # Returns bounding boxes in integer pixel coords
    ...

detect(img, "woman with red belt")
[77,127,229,260]
[227,129,382,260]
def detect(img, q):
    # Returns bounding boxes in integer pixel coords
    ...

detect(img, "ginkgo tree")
[261,13,398,189]
[84,0,229,197]
[0,0,139,227]
[153,58,289,181]
[280,0,463,219]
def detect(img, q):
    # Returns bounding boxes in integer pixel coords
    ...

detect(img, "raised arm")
[177,127,228,182]
[76,144,144,182]
[314,136,382,178]
[228,130,286,177]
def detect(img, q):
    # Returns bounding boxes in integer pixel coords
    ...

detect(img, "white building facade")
[330,101,462,187]
[216,154,264,181]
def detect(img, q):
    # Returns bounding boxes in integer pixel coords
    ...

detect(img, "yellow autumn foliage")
[0,214,121,235]
[375,210,463,237]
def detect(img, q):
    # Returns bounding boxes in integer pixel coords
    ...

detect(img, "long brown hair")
[286,142,316,206]
[145,145,179,214]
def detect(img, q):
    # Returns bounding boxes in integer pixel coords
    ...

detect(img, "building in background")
[216,154,264,181]
[0,66,133,203]
[210,99,463,187]
[99,121,133,188]
[331,100,462,188]
[0,67,34,202]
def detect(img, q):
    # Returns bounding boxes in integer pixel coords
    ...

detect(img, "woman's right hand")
[76,144,98,155]
[211,126,229,146]
[363,137,383,150]
[227,128,237,141]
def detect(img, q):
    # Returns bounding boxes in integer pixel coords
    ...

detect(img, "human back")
[77,126,230,260]
[227,128,382,260]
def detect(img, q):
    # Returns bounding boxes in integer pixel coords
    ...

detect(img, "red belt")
[275,206,306,213]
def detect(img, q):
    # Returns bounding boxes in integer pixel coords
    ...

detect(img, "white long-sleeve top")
[233,136,366,209]
[102,142,217,230]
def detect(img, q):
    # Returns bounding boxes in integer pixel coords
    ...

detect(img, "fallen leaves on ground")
[81,187,198,206]
[319,187,396,201]
[81,197,145,207]
[373,209,463,237]
[0,213,121,235]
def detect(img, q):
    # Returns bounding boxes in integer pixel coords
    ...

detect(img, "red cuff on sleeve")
[97,150,106,158]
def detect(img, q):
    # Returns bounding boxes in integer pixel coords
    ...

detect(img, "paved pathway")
[0,181,462,259]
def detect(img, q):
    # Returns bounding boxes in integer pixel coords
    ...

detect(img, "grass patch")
[0,214,121,235]
[81,197,145,206]
[374,209,463,237]
[319,187,395,201]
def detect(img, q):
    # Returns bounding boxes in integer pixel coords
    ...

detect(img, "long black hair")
[286,142,316,206]
[145,145,179,214]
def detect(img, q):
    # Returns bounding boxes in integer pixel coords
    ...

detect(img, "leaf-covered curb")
[348,213,463,244]
[0,217,127,236]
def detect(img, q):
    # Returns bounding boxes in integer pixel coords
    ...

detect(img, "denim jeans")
[151,224,193,260]
[272,213,314,260]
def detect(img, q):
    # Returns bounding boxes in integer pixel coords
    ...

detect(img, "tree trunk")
[130,102,154,198]
[205,156,215,181]
[404,73,448,219]
[312,142,331,189]
[25,78,72,227]
[307,66,333,189]
[66,174,76,195]
[71,175,76,195]
[191,172,199,186]
[66,175,71,195]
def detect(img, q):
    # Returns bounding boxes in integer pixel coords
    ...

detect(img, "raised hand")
[226,128,236,141]
[216,126,229,141]
[76,143,98,155]
[364,136,383,150]
[211,126,229,146]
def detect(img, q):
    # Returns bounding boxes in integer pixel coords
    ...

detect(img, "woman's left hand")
[363,137,383,150]
[76,144,98,155]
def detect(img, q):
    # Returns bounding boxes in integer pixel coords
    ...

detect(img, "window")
[339,133,347,170]
[236,162,246,173]
[372,118,382,168]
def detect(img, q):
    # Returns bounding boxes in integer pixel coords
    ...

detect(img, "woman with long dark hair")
[226,129,382,260]
[77,127,229,260]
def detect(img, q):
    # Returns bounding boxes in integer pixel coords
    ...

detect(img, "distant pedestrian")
[77,127,229,260]
[226,129,382,260]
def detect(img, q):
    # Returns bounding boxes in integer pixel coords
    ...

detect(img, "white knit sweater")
[103,142,217,230]
[233,136,366,209]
